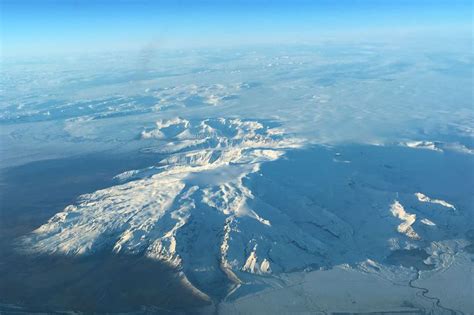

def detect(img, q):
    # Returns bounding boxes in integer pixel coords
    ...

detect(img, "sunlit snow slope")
[20,117,305,294]
[19,116,473,302]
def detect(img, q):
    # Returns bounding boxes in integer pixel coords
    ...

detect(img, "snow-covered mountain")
[19,116,474,303]
[3,41,472,313]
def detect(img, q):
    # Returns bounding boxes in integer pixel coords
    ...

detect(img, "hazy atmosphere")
[1,1,473,314]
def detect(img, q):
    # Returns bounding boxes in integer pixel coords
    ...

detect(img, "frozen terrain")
[1,42,473,313]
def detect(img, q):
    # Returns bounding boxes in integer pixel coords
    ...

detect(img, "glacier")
[18,116,474,311]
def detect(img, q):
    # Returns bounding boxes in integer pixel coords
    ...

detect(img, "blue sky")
[1,0,472,56]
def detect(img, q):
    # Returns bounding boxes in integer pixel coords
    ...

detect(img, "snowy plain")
[1,40,473,314]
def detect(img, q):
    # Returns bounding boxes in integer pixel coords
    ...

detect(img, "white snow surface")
[390,200,420,240]
[20,117,304,289]
[19,117,473,301]
[5,45,472,310]
[415,192,456,211]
